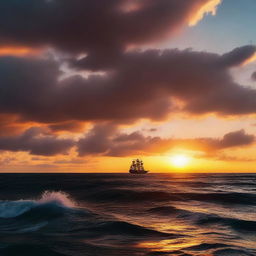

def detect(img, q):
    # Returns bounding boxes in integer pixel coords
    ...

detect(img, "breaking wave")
[0,191,79,234]
[0,191,76,219]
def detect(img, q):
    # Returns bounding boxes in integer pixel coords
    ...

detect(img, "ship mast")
[140,160,144,171]
[130,160,136,171]
[129,158,148,174]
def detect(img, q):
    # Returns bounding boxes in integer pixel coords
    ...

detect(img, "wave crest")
[38,191,76,208]
[0,191,76,219]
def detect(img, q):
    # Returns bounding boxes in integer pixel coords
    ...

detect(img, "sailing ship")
[129,159,148,174]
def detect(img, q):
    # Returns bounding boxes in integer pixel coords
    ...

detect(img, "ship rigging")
[129,159,148,174]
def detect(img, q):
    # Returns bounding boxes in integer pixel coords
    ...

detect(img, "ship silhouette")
[129,159,148,174]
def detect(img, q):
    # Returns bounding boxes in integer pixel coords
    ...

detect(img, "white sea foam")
[38,191,76,208]
[0,191,76,218]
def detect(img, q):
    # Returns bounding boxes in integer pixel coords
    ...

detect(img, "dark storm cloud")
[77,125,255,157]
[72,45,256,117]
[251,71,256,81]
[77,124,168,156]
[0,56,60,122]
[0,127,74,156]
[1,46,256,126]
[219,45,256,67]
[74,44,256,71]
[48,121,86,133]
[218,129,255,148]
[0,0,213,69]
[77,124,117,156]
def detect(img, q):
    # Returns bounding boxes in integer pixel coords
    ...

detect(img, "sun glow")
[170,155,190,168]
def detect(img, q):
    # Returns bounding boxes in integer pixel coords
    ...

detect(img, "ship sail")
[129,159,148,174]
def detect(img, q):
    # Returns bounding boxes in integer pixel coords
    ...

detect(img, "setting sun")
[170,155,190,168]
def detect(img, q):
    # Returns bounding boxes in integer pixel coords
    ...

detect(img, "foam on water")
[38,191,76,208]
[0,191,76,218]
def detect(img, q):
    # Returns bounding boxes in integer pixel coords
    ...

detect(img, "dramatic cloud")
[189,0,221,26]
[0,0,220,64]
[77,125,255,157]
[251,71,256,81]
[0,127,74,156]
[218,129,255,148]
[77,124,118,156]
[0,114,26,136]
[0,124,253,158]
[1,0,255,171]
[48,121,86,133]
[219,45,256,67]
[0,1,254,128]
[1,46,256,128]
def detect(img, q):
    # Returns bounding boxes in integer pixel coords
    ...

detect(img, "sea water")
[0,173,255,256]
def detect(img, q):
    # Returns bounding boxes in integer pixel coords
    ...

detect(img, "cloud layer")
[0,0,255,164]
[0,46,256,127]
[0,127,74,156]
[0,124,254,157]
[77,125,255,157]
[0,0,219,59]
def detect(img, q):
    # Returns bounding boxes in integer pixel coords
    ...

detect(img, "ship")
[129,159,148,174]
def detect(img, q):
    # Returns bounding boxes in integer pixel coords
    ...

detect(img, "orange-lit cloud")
[0,0,223,62]
[189,0,222,26]
[0,46,39,56]
[242,52,256,66]
[0,123,254,159]
[48,121,88,134]
[77,124,255,157]
[0,114,31,136]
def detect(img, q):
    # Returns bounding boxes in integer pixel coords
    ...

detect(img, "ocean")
[0,173,255,256]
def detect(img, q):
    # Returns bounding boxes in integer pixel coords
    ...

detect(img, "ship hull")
[129,170,148,174]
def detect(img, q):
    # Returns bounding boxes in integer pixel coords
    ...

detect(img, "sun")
[170,155,190,168]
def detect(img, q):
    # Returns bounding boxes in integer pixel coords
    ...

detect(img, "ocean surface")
[0,173,255,256]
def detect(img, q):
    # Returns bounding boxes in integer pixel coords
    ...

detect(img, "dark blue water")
[0,173,255,256]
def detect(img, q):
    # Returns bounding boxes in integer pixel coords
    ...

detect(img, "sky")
[0,0,256,173]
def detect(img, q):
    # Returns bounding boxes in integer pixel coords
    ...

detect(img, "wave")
[196,215,256,233]
[213,248,255,256]
[86,220,178,238]
[177,192,256,205]
[0,191,79,234]
[147,206,188,216]
[185,243,230,251]
[0,191,76,219]
[0,191,176,240]
[89,189,178,202]
[147,251,193,256]
[148,206,256,233]
[88,189,256,206]
[1,244,68,256]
